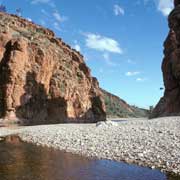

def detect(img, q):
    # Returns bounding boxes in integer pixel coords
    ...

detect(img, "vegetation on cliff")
[101,89,149,118]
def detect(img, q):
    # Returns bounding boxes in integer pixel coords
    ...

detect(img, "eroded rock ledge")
[0,12,106,124]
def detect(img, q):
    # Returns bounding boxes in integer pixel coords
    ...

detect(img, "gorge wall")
[152,0,180,118]
[0,12,106,125]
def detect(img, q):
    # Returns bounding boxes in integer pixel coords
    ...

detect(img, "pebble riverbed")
[0,117,180,175]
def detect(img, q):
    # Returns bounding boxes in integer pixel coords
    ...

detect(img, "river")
[0,136,179,180]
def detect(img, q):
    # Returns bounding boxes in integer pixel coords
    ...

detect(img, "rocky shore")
[0,117,180,175]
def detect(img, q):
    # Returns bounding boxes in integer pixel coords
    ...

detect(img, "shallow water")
[0,136,179,180]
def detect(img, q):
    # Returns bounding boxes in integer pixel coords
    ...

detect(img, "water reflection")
[0,136,179,180]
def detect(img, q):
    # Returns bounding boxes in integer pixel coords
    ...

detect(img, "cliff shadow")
[0,41,12,118]
[15,71,68,125]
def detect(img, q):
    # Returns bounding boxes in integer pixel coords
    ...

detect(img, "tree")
[0,4,6,12]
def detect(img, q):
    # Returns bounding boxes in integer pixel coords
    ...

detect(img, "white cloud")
[31,0,55,7]
[73,40,81,52]
[53,22,61,31]
[84,54,89,61]
[41,9,50,16]
[114,4,125,16]
[51,10,67,31]
[26,17,32,22]
[144,0,173,16]
[53,11,67,23]
[103,53,109,60]
[157,0,173,16]
[74,44,81,51]
[136,77,146,82]
[84,33,123,54]
[31,0,51,4]
[125,71,140,76]
[103,53,116,66]
[39,19,46,26]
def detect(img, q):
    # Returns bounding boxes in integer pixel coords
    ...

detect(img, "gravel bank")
[0,117,180,175]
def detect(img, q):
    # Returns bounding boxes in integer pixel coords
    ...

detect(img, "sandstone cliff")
[0,12,106,124]
[101,89,149,118]
[152,0,180,117]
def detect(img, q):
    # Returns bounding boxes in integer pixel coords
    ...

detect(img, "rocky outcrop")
[101,89,149,118]
[0,12,106,125]
[152,0,180,117]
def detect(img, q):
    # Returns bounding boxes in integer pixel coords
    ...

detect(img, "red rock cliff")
[152,0,180,117]
[0,12,106,124]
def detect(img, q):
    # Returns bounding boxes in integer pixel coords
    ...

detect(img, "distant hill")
[101,89,149,118]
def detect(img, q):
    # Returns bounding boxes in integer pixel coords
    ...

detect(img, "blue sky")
[1,0,174,108]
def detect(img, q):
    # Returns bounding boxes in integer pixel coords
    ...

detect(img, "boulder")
[96,121,118,128]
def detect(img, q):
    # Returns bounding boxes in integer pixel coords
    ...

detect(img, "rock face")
[152,1,180,117]
[174,0,180,7]
[0,12,106,124]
